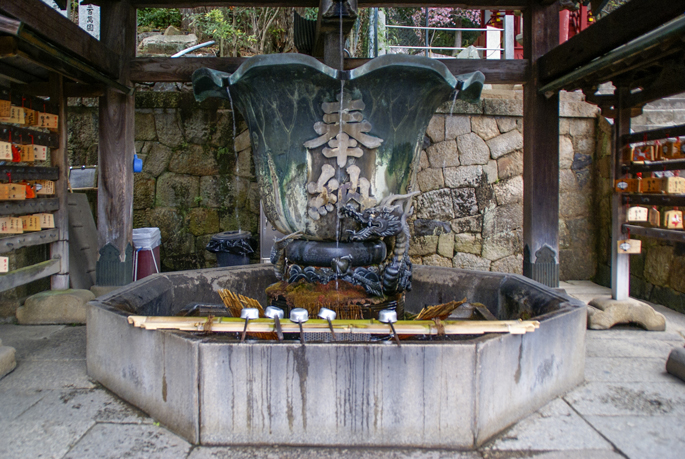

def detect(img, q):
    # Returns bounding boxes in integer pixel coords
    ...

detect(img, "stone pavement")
[0,280,684,459]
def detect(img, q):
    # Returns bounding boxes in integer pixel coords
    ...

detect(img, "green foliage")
[138,8,183,30]
[192,8,255,53]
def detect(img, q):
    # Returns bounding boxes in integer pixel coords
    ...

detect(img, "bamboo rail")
[127,316,540,336]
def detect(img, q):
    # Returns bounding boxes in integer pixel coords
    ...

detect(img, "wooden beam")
[622,124,685,146]
[0,229,60,255]
[13,82,106,98]
[538,0,685,83]
[131,57,529,84]
[0,166,59,181]
[49,73,69,290]
[0,258,61,294]
[0,0,119,78]
[622,224,685,245]
[522,0,559,287]
[0,198,60,216]
[0,124,59,149]
[127,0,530,7]
[97,0,135,286]
[0,13,21,35]
[611,86,630,301]
[621,193,685,208]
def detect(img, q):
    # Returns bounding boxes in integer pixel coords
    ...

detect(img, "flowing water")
[225,86,241,233]
[449,90,459,117]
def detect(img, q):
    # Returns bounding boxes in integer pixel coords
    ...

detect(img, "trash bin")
[206,230,253,267]
[132,227,162,281]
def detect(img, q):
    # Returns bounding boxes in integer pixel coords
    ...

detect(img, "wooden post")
[49,72,69,290]
[96,0,135,285]
[522,1,560,287]
[611,86,631,300]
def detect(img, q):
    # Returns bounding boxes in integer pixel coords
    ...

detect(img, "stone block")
[644,245,674,286]
[560,248,596,281]
[154,110,184,147]
[0,345,16,379]
[412,219,451,236]
[16,289,95,325]
[210,110,236,148]
[497,150,523,180]
[417,168,444,192]
[437,233,455,258]
[200,176,221,208]
[148,207,184,240]
[415,189,455,220]
[408,235,439,257]
[90,285,120,298]
[155,173,200,208]
[188,208,220,236]
[235,148,253,178]
[457,133,490,165]
[482,203,523,238]
[452,252,491,271]
[452,188,479,218]
[666,347,685,382]
[559,101,600,118]
[134,112,157,141]
[454,233,482,255]
[422,253,453,267]
[650,286,685,314]
[425,115,445,142]
[482,230,522,261]
[559,136,574,169]
[471,116,500,140]
[169,144,220,176]
[483,160,498,184]
[418,150,430,169]
[487,130,523,159]
[133,174,156,210]
[490,254,523,275]
[451,215,483,233]
[559,117,571,135]
[437,99,483,115]
[137,33,198,55]
[559,169,578,193]
[573,135,595,156]
[445,115,470,139]
[588,297,666,331]
[483,99,523,117]
[559,191,590,218]
[426,140,459,168]
[142,143,173,178]
[493,176,523,206]
[570,118,596,138]
[669,255,685,293]
[496,116,518,133]
[234,129,251,152]
[444,165,483,188]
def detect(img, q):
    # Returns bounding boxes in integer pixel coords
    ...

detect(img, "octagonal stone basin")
[86,265,585,449]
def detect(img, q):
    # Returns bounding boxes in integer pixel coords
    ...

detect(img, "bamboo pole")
[127,316,540,336]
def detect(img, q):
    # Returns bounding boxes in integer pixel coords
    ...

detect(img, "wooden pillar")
[50,73,69,290]
[522,1,560,287]
[96,0,136,285]
[611,86,631,300]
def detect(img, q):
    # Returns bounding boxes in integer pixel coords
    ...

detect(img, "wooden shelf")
[622,124,685,145]
[622,224,685,244]
[621,193,685,207]
[0,165,59,181]
[0,197,58,216]
[0,257,60,293]
[623,159,685,175]
[0,228,58,254]
[0,123,59,149]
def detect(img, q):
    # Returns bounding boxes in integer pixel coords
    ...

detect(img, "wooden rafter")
[117,0,532,8]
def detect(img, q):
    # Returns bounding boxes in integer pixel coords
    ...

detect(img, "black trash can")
[206,231,254,267]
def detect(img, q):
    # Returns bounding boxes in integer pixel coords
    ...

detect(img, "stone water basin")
[87,264,585,448]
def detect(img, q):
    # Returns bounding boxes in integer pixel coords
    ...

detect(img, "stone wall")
[65,88,601,279]
[408,89,601,281]
[68,91,260,271]
[593,112,685,313]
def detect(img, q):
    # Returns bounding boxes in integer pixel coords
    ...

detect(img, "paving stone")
[17,290,95,325]
[584,415,685,459]
[23,326,86,361]
[0,359,95,391]
[0,345,16,379]
[585,357,675,383]
[564,381,685,417]
[0,324,66,359]
[189,446,481,459]
[0,417,95,459]
[0,389,45,422]
[19,388,152,427]
[488,399,613,451]
[588,297,666,331]
[586,335,679,358]
[586,328,683,342]
[63,423,191,459]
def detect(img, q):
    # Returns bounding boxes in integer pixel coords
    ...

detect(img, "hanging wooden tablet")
[0,256,8,273]
[0,217,23,234]
[19,144,34,162]
[614,178,640,193]
[34,213,55,228]
[648,207,660,227]
[617,239,642,254]
[0,141,12,160]
[664,209,684,229]
[37,112,59,129]
[7,184,25,200]
[662,138,681,158]
[33,180,55,195]
[23,108,37,126]
[627,206,648,222]
[20,215,41,232]
[632,145,654,162]
[33,145,48,161]
[0,106,27,124]
[0,100,10,118]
